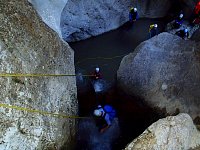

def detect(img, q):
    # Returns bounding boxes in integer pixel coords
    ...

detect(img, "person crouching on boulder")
[175,28,189,39]
[93,104,116,133]
[149,24,158,38]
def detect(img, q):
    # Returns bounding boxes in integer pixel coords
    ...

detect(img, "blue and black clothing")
[129,10,138,22]
[174,16,184,29]
[175,29,189,39]
[96,105,116,126]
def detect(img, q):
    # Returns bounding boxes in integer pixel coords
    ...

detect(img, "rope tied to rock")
[0,73,94,77]
[0,103,90,119]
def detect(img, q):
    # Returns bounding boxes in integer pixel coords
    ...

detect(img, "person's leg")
[129,13,133,22]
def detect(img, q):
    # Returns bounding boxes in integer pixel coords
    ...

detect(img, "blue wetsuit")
[97,105,116,126]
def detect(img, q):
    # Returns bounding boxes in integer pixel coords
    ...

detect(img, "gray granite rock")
[0,0,77,149]
[28,0,68,38]
[125,113,200,150]
[117,32,200,121]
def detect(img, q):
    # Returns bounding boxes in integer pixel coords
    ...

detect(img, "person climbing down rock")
[91,67,102,80]
[149,24,158,38]
[175,28,189,39]
[94,105,116,133]
[129,7,138,23]
[173,13,184,29]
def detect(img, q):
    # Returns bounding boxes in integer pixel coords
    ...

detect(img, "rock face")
[192,28,200,42]
[28,0,68,38]
[117,32,200,121]
[125,113,200,150]
[0,0,77,149]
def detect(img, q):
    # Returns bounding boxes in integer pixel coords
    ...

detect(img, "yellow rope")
[0,73,94,77]
[75,54,127,65]
[0,103,89,119]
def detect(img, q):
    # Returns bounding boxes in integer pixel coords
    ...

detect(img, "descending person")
[149,24,158,38]
[129,7,138,23]
[175,28,189,39]
[91,67,102,80]
[93,104,116,133]
[173,13,184,29]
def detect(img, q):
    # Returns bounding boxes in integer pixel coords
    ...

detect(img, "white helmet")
[94,109,102,117]
[134,8,137,12]
[154,24,158,28]
[184,28,188,33]
[179,13,183,18]
[95,67,100,72]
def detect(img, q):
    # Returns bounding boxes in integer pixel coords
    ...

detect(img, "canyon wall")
[0,0,78,149]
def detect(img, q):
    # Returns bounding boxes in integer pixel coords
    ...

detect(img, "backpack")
[96,105,116,120]
[103,105,116,120]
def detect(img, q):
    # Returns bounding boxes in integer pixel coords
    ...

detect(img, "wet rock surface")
[117,32,200,121]
[125,113,200,150]
[0,0,77,149]
[28,0,68,38]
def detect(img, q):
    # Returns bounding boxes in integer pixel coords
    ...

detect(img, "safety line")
[75,54,127,65]
[0,73,94,77]
[0,103,90,119]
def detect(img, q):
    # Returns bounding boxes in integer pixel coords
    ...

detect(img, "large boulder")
[0,0,77,149]
[117,32,200,121]
[125,113,200,150]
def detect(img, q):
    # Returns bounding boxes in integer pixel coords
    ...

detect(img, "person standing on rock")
[173,13,184,29]
[129,7,138,23]
[93,104,116,133]
[149,24,158,38]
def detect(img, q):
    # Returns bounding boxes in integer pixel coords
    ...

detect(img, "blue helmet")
[184,29,188,33]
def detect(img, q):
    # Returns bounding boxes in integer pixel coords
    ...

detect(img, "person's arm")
[100,114,111,133]
[100,125,110,133]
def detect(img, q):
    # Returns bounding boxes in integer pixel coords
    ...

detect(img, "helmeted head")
[154,24,158,28]
[134,8,137,12]
[130,7,134,11]
[95,67,100,72]
[184,28,188,33]
[94,109,102,117]
[179,13,183,18]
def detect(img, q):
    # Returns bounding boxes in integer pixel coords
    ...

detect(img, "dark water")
[70,18,165,82]
[69,18,166,150]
